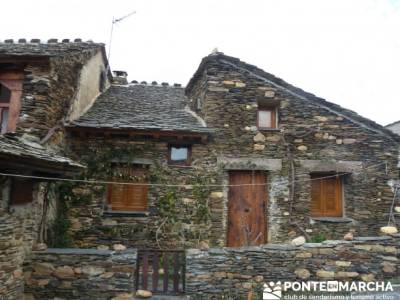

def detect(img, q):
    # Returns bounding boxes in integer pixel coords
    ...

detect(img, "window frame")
[168,144,192,166]
[10,178,34,205]
[0,70,23,134]
[310,173,343,218]
[106,164,149,212]
[257,106,277,129]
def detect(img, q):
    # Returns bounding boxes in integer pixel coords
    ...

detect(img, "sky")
[1,0,399,125]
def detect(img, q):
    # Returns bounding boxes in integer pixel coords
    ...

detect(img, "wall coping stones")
[321,240,353,246]
[34,248,114,256]
[353,236,393,241]
[262,244,297,251]
[311,217,354,223]
[303,243,335,248]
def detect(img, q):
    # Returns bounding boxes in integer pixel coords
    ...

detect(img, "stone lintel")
[298,160,363,173]
[217,157,282,171]
[110,157,153,165]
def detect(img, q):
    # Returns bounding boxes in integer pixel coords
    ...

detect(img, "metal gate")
[135,249,185,295]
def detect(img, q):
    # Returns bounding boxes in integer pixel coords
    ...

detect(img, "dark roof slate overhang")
[67,84,211,142]
[0,134,84,176]
[0,39,112,81]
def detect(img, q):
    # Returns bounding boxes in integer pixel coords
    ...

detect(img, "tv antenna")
[107,10,136,65]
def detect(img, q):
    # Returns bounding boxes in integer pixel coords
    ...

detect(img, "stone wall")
[184,56,400,242]
[18,48,104,142]
[186,235,400,298]
[65,55,400,249]
[24,248,136,300]
[0,177,52,300]
[0,213,24,300]
[65,139,217,249]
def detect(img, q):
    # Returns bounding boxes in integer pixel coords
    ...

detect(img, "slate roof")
[187,52,400,141]
[68,84,210,134]
[0,134,84,172]
[0,39,104,57]
[386,121,400,135]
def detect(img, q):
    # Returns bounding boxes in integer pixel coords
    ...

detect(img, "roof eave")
[66,125,211,143]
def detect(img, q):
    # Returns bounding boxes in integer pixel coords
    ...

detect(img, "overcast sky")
[1,0,399,125]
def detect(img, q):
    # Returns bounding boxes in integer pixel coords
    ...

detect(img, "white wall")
[68,51,110,121]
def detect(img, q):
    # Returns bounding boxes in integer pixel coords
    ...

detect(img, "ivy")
[47,182,72,247]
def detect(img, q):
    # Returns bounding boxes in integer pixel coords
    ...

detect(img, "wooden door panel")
[311,175,342,217]
[227,171,267,247]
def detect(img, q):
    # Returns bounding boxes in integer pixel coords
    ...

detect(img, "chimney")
[112,70,128,85]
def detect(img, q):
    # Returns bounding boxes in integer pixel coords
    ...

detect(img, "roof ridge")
[0,38,103,45]
[385,120,400,127]
[187,52,400,142]
[126,81,184,88]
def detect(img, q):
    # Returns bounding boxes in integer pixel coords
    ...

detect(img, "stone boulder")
[32,243,47,251]
[380,226,398,234]
[136,289,152,298]
[54,266,74,279]
[113,244,127,251]
[291,236,306,246]
[343,232,354,241]
[295,268,310,280]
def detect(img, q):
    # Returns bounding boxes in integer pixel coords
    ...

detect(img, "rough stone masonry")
[65,52,400,249]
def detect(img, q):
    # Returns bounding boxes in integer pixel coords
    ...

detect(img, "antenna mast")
[107,10,136,65]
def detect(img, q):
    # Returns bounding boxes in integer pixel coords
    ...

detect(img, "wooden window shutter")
[311,175,342,217]
[10,179,34,205]
[107,165,148,211]
[311,177,323,216]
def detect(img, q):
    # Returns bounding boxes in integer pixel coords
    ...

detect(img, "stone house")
[0,39,399,299]
[64,52,400,249]
[0,38,111,299]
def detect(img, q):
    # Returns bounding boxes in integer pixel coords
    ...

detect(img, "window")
[311,174,343,217]
[0,83,11,134]
[99,69,106,92]
[0,71,23,134]
[196,98,202,110]
[107,164,149,212]
[168,145,191,166]
[10,179,34,205]
[257,107,277,129]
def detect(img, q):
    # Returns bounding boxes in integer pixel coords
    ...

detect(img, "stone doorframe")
[217,157,282,246]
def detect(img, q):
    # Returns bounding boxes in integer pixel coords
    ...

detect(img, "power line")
[0,161,388,188]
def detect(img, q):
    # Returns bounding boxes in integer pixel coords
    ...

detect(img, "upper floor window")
[107,164,149,212]
[0,71,23,134]
[311,174,343,217]
[257,106,277,129]
[168,145,192,166]
[10,179,34,205]
[0,83,11,134]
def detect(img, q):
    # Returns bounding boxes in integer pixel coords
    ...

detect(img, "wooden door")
[227,171,267,247]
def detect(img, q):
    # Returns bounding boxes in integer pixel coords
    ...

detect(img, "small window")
[311,174,343,217]
[196,98,202,110]
[0,72,23,134]
[0,83,11,103]
[10,179,34,205]
[168,145,191,166]
[107,164,149,212]
[99,70,106,93]
[257,107,277,129]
